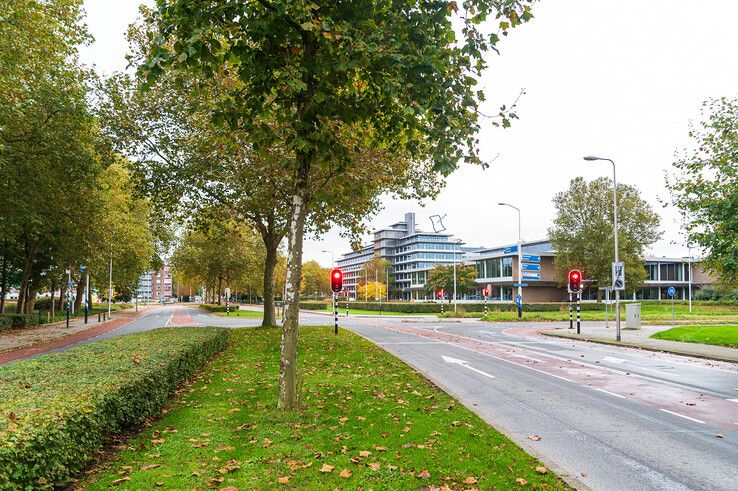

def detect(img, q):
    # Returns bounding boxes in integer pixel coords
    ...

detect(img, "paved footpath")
[543,323,738,363]
[0,307,150,364]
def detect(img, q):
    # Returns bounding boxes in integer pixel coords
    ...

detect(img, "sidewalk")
[542,324,738,363]
[0,306,149,364]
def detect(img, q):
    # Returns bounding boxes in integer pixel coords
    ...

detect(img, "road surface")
[26,305,738,490]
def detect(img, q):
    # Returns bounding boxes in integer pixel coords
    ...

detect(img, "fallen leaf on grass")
[358,450,371,457]
[464,477,478,485]
[111,477,131,486]
[339,469,352,478]
[219,487,238,491]
[516,477,528,486]
[141,464,161,471]
[367,463,381,470]
[417,469,431,479]
[228,408,240,413]
[535,466,548,474]
[151,439,165,445]
[154,483,164,487]
[373,446,388,452]
[528,435,541,441]
[278,476,290,484]
[320,464,335,473]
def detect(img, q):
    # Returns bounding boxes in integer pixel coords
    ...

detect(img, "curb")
[540,330,738,364]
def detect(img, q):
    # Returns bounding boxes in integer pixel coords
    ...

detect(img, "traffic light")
[330,269,343,293]
[437,289,444,300]
[482,287,490,297]
[568,269,582,293]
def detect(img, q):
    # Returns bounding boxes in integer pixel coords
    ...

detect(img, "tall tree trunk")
[278,178,310,410]
[74,276,85,312]
[25,283,38,314]
[16,241,38,314]
[58,281,67,313]
[50,277,56,317]
[217,275,223,305]
[0,244,7,314]
[262,237,279,327]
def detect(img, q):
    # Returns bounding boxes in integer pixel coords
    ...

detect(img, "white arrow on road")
[442,355,495,379]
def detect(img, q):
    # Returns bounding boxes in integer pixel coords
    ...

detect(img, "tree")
[668,97,738,287]
[549,177,662,298]
[143,0,534,409]
[301,261,330,297]
[424,264,478,301]
[356,281,387,301]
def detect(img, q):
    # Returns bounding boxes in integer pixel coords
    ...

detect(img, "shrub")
[341,301,605,313]
[198,303,231,312]
[299,301,329,310]
[0,316,12,332]
[0,327,228,489]
[0,313,40,329]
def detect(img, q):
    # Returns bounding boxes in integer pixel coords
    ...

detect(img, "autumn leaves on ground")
[84,327,568,490]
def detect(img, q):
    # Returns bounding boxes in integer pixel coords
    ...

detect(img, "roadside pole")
[333,292,338,335]
[82,266,89,324]
[576,293,581,334]
[345,292,349,317]
[66,268,71,329]
[569,293,573,329]
[483,288,488,316]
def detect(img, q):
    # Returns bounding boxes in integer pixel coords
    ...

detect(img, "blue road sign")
[503,245,518,254]
[522,254,541,262]
[667,286,676,297]
[516,294,522,308]
[522,273,541,281]
[67,280,74,287]
[521,263,541,272]
[513,283,528,287]
[80,265,87,273]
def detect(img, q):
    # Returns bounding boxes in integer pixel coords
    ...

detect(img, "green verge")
[214,310,264,319]
[0,327,228,489]
[651,325,738,348]
[84,327,568,490]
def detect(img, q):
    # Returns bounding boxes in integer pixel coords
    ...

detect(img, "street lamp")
[498,202,523,318]
[452,238,462,313]
[683,245,693,314]
[583,155,621,341]
[321,250,335,267]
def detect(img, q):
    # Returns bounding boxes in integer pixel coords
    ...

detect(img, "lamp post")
[452,238,462,313]
[321,250,335,267]
[498,203,522,318]
[684,245,693,314]
[108,244,113,319]
[583,155,621,341]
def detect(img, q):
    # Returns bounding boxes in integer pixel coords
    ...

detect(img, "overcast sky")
[79,0,738,267]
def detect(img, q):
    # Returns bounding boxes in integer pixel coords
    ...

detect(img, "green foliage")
[0,313,39,330]
[82,327,567,490]
[0,327,228,489]
[423,264,478,298]
[298,301,329,311]
[651,325,738,349]
[549,177,661,295]
[695,287,738,302]
[301,260,330,296]
[668,97,738,287]
[341,301,605,313]
[198,304,232,313]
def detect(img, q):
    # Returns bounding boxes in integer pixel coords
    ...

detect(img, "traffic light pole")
[576,293,581,334]
[333,292,338,335]
[484,293,488,316]
[569,293,573,329]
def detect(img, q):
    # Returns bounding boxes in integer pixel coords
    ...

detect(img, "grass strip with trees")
[84,327,567,490]
[651,325,738,348]
[0,327,228,489]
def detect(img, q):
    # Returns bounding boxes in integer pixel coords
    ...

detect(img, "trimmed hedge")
[0,313,40,330]
[0,327,228,489]
[299,301,329,310]
[338,301,606,313]
[198,303,232,312]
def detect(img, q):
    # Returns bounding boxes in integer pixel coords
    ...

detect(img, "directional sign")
[522,254,541,263]
[521,263,541,272]
[522,273,541,281]
[611,262,625,291]
[79,265,87,273]
[512,283,528,287]
[67,281,75,287]
[667,286,676,297]
[515,294,522,308]
[503,245,518,254]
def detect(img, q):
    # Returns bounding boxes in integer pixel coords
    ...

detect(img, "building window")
[502,257,513,277]
[646,263,658,281]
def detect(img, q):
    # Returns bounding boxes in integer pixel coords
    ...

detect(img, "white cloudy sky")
[79,0,738,266]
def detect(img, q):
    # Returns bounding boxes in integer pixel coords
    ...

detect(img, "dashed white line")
[659,409,706,424]
[593,388,626,399]
[728,398,738,403]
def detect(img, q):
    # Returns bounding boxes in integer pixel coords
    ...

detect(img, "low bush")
[0,316,12,332]
[0,313,40,330]
[341,301,605,313]
[0,327,228,489]
[298,301,329,310]
[198,303,231,312]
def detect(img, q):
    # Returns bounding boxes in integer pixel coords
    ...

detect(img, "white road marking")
[728,399,738,403]
[381,341,444,345]
[442,354,496,379]
[165,312,174,327]
[593,388,626,399]
[602,356,627,364]
[659,409,706,424]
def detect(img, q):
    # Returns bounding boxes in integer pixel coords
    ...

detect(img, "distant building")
[137,264,173,302]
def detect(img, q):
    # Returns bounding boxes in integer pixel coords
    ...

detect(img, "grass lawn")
[651,325,738,348]
[84,327,567,490]
[214,310,264,319]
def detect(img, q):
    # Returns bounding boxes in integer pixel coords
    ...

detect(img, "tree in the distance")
[301,261,330,298]
[356,281,387,302]
[668,97,738,288]
[424,264,478,302]
[549,177,661,298]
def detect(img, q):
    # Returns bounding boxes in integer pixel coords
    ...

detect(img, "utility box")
[625,303,641,329]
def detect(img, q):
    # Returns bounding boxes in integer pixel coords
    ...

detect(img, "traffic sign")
[522,273,541,281]
[67,281,74,287]
[522,254,541,262]
[80,265,87,273]
[512,283,528,287]
[667,286,676,297]
[611,262,625,291]
[515,294,522,308]
[521,263,540,272]
[503,245,518,254]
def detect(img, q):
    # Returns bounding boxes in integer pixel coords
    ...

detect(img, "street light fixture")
[498,202,523,318]
[583,155,621,341]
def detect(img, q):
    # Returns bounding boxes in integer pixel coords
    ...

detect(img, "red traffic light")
[437,289,444,299]
[482,287,490,297]
[330,269,343,293]
[568,269,582,293]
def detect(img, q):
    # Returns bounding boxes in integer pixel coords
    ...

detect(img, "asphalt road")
[44,305,738,490]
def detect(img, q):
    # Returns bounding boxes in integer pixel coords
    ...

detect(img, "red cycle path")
[0,312,144,365]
